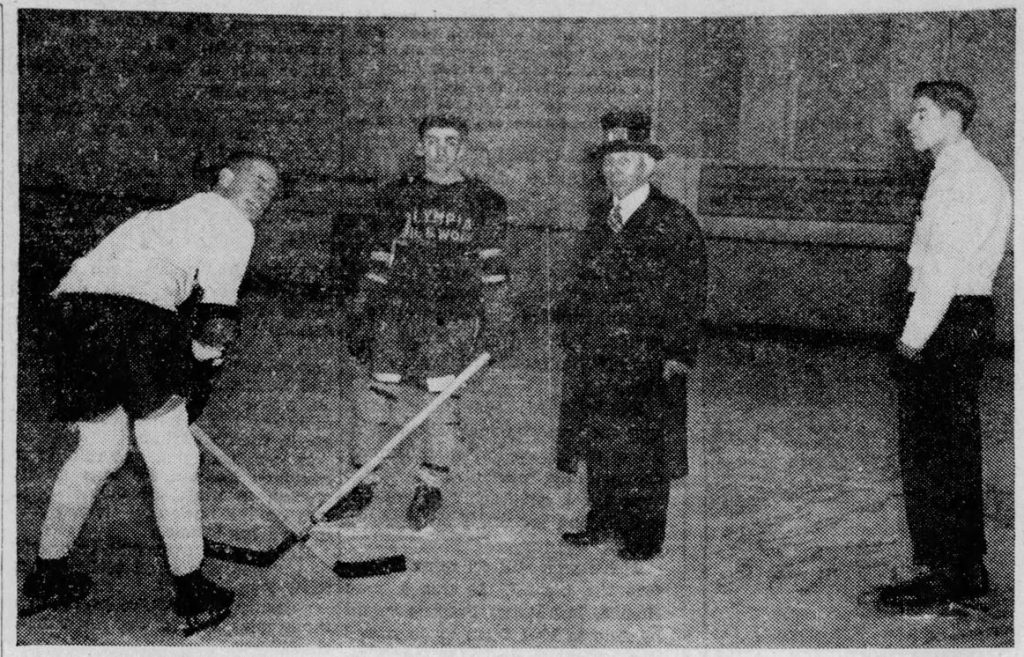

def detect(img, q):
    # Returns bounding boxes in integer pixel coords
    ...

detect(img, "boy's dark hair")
[913,80,977,131]
[417,115,469,138]
[223,150,278,173]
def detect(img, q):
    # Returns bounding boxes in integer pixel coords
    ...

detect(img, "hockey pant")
[351,314,478,486]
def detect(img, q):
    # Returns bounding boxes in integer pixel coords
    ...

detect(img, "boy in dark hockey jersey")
[20,152,279,635]
[328,115,511,530]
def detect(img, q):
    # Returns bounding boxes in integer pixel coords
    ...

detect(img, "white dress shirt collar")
[933,137,973,173]
[612,183,651,227]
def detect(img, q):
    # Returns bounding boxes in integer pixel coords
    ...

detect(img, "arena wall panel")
[18,9,1015,342]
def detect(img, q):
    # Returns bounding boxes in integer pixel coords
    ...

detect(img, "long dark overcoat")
[555,186,707,480]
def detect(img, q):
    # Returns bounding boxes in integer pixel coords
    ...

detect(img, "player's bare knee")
[70,442,130,482]
[73,408,131,478]
[135,396,200,479]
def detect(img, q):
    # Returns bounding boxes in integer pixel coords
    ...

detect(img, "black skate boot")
[406,483,443,531]
[172,568,235,637]
[20,556,92,617]
[323,482,376,522]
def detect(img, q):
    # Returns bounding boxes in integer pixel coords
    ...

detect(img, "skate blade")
[942,599,991,618]
[179,606,232,637]
[18,590,90,618]
[406,517,438,533]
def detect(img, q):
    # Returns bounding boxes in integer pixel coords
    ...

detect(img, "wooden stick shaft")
[310,352,491,523]
[191,424,335,566]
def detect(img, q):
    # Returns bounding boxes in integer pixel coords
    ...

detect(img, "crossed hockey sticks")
[196,352,491,577]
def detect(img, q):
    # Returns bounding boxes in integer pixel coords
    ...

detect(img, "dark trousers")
[585,447,670,556]
[897,296,993,574]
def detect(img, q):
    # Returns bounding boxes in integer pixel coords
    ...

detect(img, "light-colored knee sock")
[38,408,131,559]
[418,392,460,487]
[135,402,203,576]
[352,377,399,466]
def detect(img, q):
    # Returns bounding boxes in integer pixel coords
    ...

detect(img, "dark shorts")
[46,293,192,422]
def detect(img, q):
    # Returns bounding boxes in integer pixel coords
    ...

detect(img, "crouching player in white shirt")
[21,152,279,636]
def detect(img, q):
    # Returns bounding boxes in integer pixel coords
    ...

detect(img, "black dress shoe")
[618,547,660,561]
[872,569,955,613]
[858,564,931,607]
[562,529,613,547]
[871,563,990,614]
[952,562,990,599]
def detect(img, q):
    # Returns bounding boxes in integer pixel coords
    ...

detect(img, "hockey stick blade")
[204,533,405,577]
[203,531,305,568]
[333,554,407,578]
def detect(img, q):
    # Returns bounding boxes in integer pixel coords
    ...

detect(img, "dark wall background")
[18,9,1015,341]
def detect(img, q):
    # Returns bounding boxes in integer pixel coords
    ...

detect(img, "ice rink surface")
[15,293,1013,648]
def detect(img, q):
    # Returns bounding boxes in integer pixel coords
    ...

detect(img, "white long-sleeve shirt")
[54,192,254,310]
[900,138,1013,349]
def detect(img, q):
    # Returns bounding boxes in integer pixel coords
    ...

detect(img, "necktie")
[608,204,623,233]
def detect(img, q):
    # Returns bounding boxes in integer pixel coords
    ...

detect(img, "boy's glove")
[345,290,383,364]
[480,284,516,363]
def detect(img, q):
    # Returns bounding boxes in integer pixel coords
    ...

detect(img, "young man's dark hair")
[223,150,278,173]
[912,80,978,130]
[417,114,469,138]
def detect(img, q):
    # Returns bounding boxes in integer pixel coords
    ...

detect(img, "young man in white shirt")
[22,152,279,635]
[866,81,1012,614]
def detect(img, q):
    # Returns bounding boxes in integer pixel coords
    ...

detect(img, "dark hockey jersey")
[361,174,508,319]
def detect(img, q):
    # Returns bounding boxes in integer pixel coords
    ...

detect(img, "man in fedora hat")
[555,110,707,561]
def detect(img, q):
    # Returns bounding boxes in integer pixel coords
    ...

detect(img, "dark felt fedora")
[594,110,664,160]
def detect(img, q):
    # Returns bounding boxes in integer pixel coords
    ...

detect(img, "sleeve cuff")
[901,282,955,350]
[193,303,240,324]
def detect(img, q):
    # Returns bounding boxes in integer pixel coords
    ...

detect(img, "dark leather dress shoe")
[870,570,957,613]
[869,563,990,614]
[562,529,613,547]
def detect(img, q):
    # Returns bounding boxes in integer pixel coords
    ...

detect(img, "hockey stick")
[195,424,405,577]
[192,424,336,568]
[196,352,490,576]
[308,352,491,525]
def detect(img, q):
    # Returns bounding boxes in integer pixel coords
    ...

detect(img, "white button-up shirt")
[900,138,1013,349]
[54,192,254,310]
[611,183,651,228]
